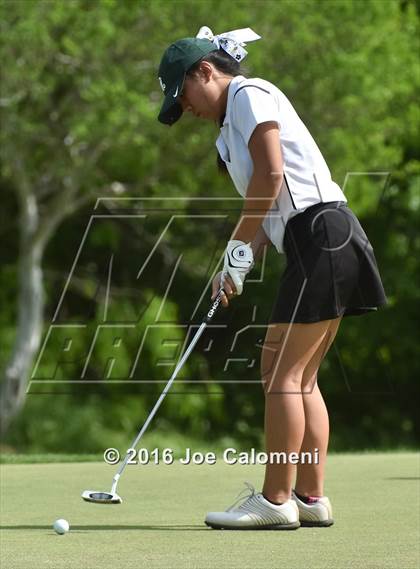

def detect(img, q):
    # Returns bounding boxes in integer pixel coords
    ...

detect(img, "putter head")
[81,490,122,504]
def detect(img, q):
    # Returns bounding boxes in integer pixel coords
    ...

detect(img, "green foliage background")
[0,0,419,453]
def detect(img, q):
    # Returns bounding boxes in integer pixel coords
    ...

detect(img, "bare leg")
[296,383,330,496]
[261,320,335,504]
[263,390,305,503]
[294,317,341,497]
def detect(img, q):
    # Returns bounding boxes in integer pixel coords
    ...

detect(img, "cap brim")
[158,79,184,125]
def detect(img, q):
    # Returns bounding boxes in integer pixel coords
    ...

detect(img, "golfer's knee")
[262,370,303,394]
[302,358,320,391]
[260,352,284,393]
[261,367,269,394]
[301,369,318,393]
[301,327,335,390]
[260,349,273,393]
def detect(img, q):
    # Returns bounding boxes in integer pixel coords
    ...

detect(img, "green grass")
[1,452,419,569]
[0,453,103,464]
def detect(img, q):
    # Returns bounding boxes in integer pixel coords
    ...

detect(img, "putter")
[82,287,225,504]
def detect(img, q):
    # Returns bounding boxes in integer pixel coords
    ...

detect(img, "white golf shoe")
[292,490,334,527]
[205,482,300,530]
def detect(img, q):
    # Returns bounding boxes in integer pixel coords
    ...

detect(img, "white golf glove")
[222,240,254,296]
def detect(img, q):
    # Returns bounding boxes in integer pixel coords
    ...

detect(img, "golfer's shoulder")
[236,78,301,126]
[231,78,290,120]
[233,76,280,101]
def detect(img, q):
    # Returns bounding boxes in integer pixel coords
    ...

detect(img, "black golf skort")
[269,201,387,324]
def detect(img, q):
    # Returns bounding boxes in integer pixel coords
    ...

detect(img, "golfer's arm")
[251,225,271,261]
[231,121,284,244]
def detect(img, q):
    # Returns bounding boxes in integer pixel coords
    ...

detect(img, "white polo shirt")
[215,75,347,253]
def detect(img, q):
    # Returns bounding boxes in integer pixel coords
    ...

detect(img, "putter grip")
[204,288,225,323]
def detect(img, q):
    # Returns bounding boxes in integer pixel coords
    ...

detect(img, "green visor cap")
[158,37,218,125]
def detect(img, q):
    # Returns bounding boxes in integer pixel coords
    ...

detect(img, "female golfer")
[158,27,387,530]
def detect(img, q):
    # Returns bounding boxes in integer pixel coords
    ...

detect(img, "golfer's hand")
[222,240,254,296]
[211,271,237,307]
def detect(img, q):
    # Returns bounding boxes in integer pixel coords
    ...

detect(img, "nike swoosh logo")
[173,86,179,98]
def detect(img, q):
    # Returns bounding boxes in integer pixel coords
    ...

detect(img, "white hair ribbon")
[196,26,261,62]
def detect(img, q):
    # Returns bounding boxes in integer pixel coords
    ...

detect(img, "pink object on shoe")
[307,496,320,504]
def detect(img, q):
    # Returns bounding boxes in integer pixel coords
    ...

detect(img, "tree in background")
[0,1,153,433]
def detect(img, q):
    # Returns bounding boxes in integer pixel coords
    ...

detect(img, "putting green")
[1,452,419,569]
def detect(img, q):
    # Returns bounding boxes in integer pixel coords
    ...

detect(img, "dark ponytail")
[187,49,246,174]
[186,48,244,79]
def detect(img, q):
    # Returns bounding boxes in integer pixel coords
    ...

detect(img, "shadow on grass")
[385,477,420,480]
[0,524,207,531]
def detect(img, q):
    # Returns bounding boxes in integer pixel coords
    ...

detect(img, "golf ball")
[53,519,70,535]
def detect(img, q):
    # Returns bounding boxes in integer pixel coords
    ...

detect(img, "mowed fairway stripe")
[0,453,419,569]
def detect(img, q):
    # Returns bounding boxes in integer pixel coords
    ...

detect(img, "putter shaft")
[111,288,225,493]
